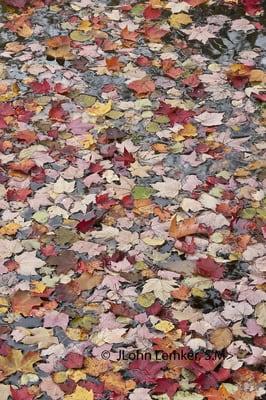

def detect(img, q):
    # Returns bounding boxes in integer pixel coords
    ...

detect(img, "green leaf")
[132,186,155,200]
[241,208,256,219]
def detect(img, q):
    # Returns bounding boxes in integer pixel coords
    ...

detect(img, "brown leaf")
[84,357,110,377]
[100,372,136,394]
[128,77,155,97]
[47,250,77,274]
[0,349,40,381]
[169,216,199,239]
[76,272,103,291]
[11,290,43,316]
[209,327,233,350]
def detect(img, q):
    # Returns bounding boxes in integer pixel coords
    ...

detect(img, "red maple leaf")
[6,188,32,202]
[241,0,263,15]
[156,101,194,125]
[129,359,167,383]
[196,257,224,280]
[114,148,135,166]
[96,194,117,209]
[143,6,162,20]
[152,378,179,398]
[4,0,28,8]
[61,352,84,369]
[30,80,51,94]
[0,103,15,116]
[76,218,97,233]
[10,387,34,400]
[49,102,67,121]
[121,195,134,209]
[144,25,168,41]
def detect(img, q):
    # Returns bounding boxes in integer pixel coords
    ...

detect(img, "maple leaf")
[156,101,194,125]
[49,102,67,121]
[196,257,224,280]
[15,251,45,275]
[241,0,263,15]
[9,159,36,174]
[76,218,98,233]
[182,25,217,44]
[128,78,155,97]
[61,352,84,369]
[195,111,224,126]
[106,56,123,72]
[129,359,167,383]
[144,25,168,41]
[152,378,179,397]
[10,386,34,400]
[11,290,43,316]
[64,386,94,400]
[142,278,177,303]
[151,177,181,198]
[30,80,51,94]
[100,371,136,394]
[4,0,27,7]
[169,216,209,239]
[0,349,40,380]
[121,27,139,41]
[15,131,37,145]
[143,6,162,20]
[40,377,64,400]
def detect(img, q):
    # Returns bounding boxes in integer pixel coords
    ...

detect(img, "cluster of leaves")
[0,0,265,399]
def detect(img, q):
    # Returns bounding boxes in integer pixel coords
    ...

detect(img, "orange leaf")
[100,372,136,394]
[169,216,199,239]
[152,143,169,153]
[186,0,208,6]
[106,56,122,72]
[15,130,37,144]
[121,27,139,41]
[171,285,190,300]
[9,159,36,174]
[144,25,168,41]
[11,290,43,316]
[202,387,225,400]
[45,35,71,48]
[128,77,155,96]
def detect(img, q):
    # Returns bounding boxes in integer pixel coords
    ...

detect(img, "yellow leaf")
[67,369,87,382]
[53,371,67,384]
[64,386,94,400]
[142,236,165,246]
[0,297,9,314]
[87,100,112,117]
[0,223,21,236]
[70,31,91,42]
[169,13,192,28]
[154,320,175,333]
[0,84,20,103]
[17,24,33,38]
[78,20,92,32]
[65,327,88,341]
[191,288,206,298]
[0,349,40,380]
[31,281,46,294]
[82,134,95,149]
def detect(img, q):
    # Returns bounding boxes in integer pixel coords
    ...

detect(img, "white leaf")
[142,278,176,303]
[152,177,181,198]
[15,250,45,275]
[53,177,75,194]
[195,111,224,126]
[181,198,203,212]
